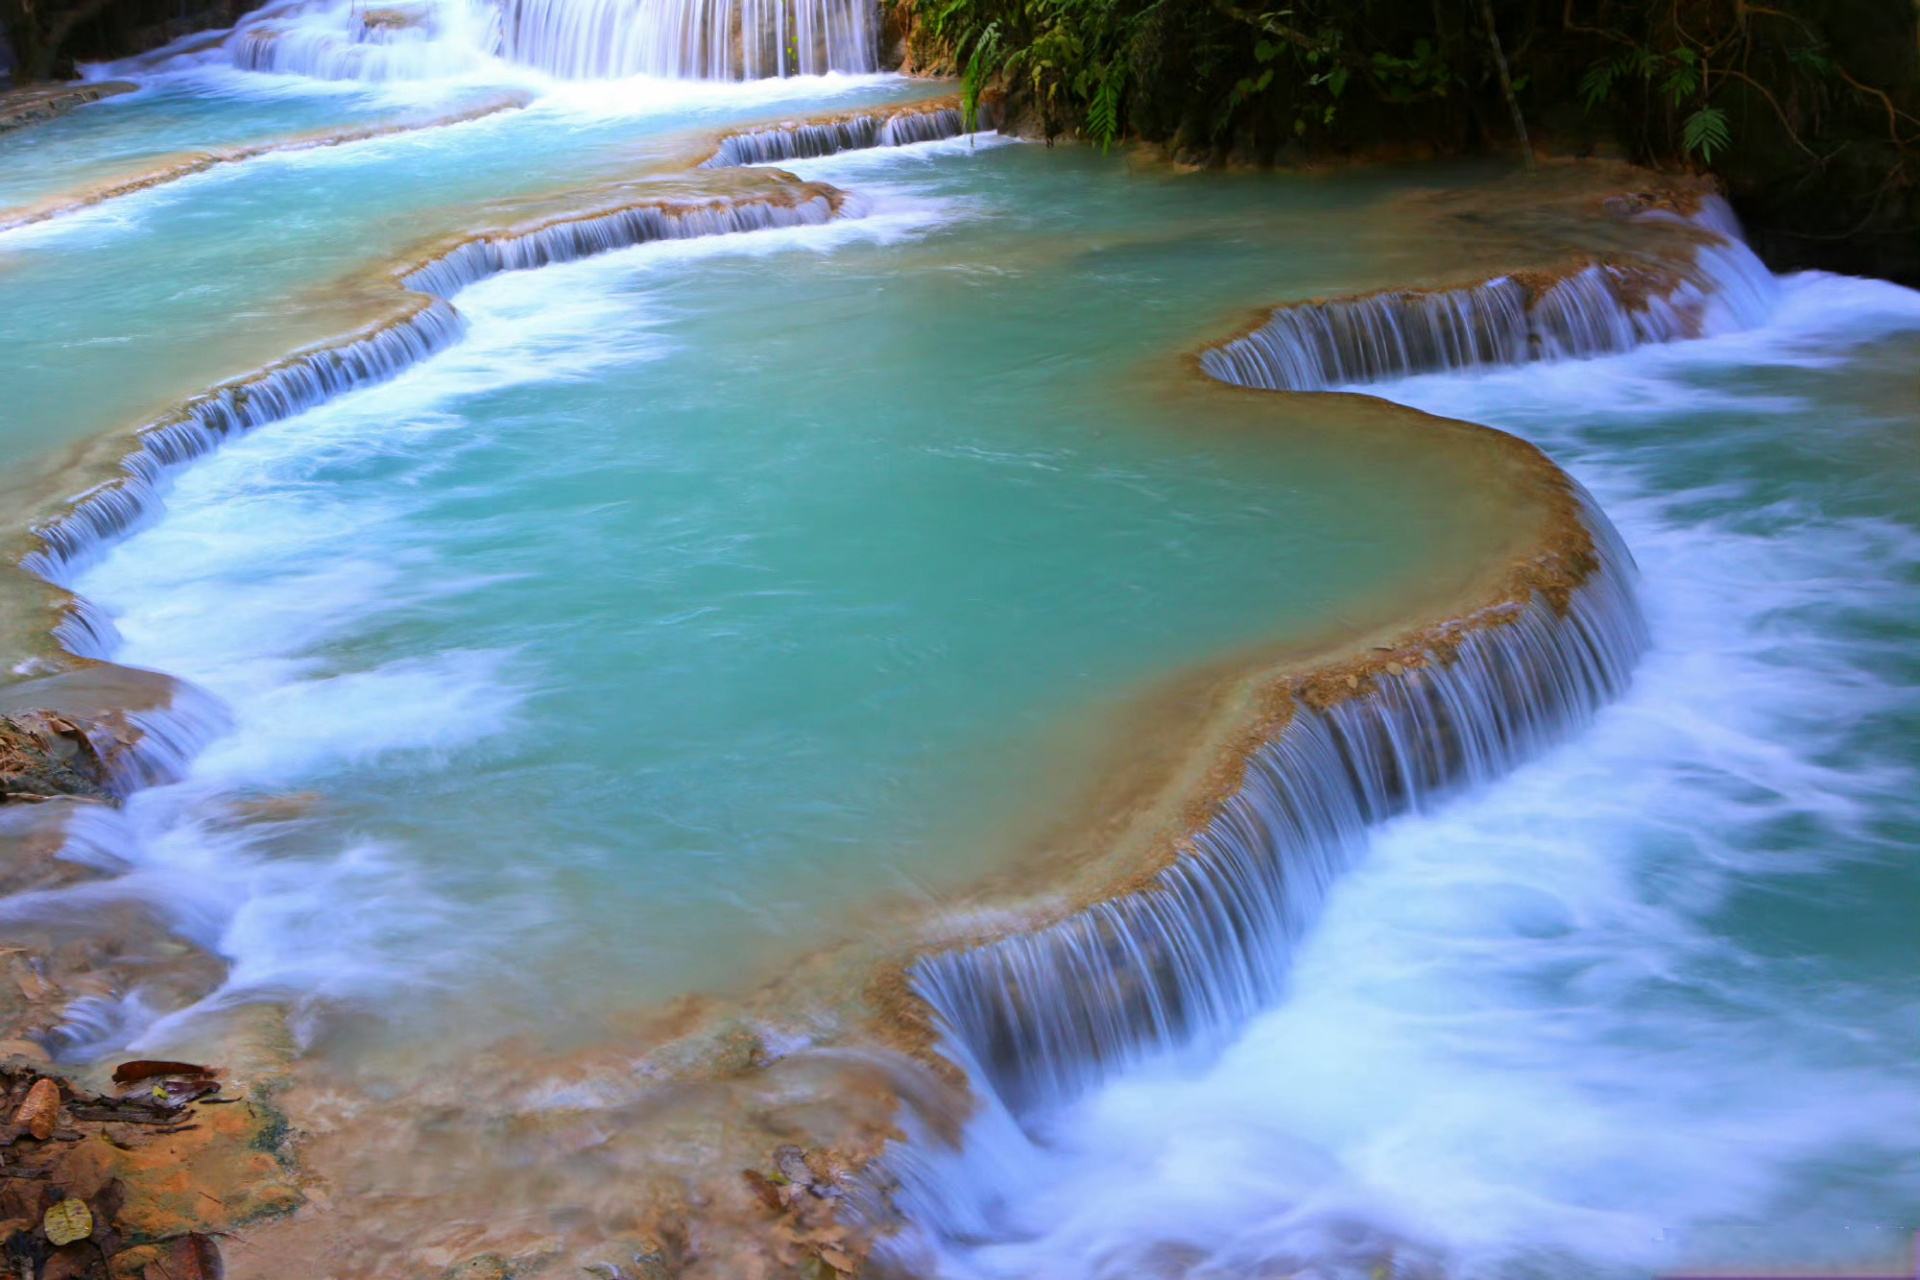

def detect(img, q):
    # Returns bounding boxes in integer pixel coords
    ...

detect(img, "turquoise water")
[0,80,423,213]
[908,275,1920,1280]
[2,128,1523,1047]
[0,74,951,505]
[2,51,1915,1280]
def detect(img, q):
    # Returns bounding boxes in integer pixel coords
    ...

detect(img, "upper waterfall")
[115,0,879,83]
[502,0,878,79]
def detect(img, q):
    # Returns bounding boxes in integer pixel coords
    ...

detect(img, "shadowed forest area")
[894,0,1920,281]
[1,0,247,84]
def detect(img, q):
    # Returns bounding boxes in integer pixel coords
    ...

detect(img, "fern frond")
[1086,57,1126,151]
[1578,59,1617,112]
[1682,105,1731,163]
[961,21,1003,133]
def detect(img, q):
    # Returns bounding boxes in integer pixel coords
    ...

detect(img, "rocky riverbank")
[0,83,133,135]
[2,702,301,1279]
[0,1058,300,1279]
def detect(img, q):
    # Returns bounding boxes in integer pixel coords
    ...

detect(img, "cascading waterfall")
[122,0,878,83]
[92,687,233,796]
[701,105,965,167]
[22,300,467,593]
[0,684,227,798]
[400,189,839,296]
[909,495,1647,1114]
[223,0,505,81]
[1200,196,1777,391]
[500,0,878,79]
[883,200,1798,1271]
[24,188,844,643]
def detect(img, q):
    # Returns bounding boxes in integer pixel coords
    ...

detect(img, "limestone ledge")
[0,83,136,136]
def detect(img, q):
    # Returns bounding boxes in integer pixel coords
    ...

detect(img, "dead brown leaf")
[15,1078,60,1140]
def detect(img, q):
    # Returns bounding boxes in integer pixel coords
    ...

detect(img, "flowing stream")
[894,261,1920,1280]
[0,10,1914,1277]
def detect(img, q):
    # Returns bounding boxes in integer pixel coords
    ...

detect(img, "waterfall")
[210,0,505,82]
[910,204,1772,1116]
[22,300,466,591]
[400,188,840,296]
[701,105,966,167]
[909,493,1646,1114]
[500,0,877,79]
[122,0,878,83]
[24,187,844,606]
[1200,196,1778,392]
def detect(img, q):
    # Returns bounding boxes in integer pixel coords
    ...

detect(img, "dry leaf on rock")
[111,1060,211,1086]
[43,1196,93,1246]
[16,1077,61,1139]
[741,1168,783,1213]
[178,1232,227,1280]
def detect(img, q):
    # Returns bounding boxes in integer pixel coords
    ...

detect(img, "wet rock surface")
[0,84,136,136]
[0,1059,301,1279]
[0,714,123,806]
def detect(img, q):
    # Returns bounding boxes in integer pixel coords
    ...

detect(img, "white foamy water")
[95,0,884,87]
[898,272,1920,1279]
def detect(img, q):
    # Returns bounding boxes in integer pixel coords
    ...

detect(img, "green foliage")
[1580,44,1730,162]
[908,0,1914,177]
[1660,47,1699,106]
[1085,55,1127,149]
[958,19,1004,131]
[1368,36,1451,102]
[1787,46,1834,80]
[920,0,1484,151]
[1576,59,1618,112]
[932,0,1178,145]
[1580,46,1685,111]
[1682,105,1730,162]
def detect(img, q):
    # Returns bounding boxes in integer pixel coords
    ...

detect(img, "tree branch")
[1836,66,1920,147]
[1719,66,1825,160]
[1210,0,1368,69]
[1560,0,1631,47]
[1480,0,1534,171]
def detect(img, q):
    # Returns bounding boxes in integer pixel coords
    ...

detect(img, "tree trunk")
[11,18,56,83]
[1478,0,1534,172]
[0,0,120,83]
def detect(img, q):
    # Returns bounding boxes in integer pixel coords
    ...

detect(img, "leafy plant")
[1084,56,1127,150]
[958,20,1003,132]
[1369,36,1450,103]
[1580,44,1732,165]
[1660,46,1699,105]
[1682,105,1730,162]
[905,0,1914,184]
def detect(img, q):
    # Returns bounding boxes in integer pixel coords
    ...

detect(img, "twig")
[1836,67,1920,146]
[1719,66,1824,159]
[1210,1,1368,68]
[1560,0,1631,46]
